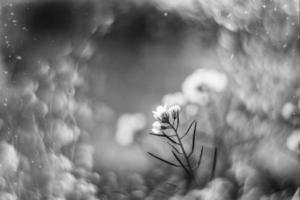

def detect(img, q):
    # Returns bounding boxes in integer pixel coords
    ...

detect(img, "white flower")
[152,121,162,129]
[168,105,181,119]
[0,141,19,177]
[282,102,297,120]
[182,68,228,105]
[52,121,76,149]
[162,92,187,107]
[152,105,169,122]
[286,130,300,154]
[151,121,169,134]
[115,113,147,146]
[151,127,161,134]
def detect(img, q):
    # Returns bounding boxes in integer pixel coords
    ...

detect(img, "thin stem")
[167,142,182,154]
[197,146,204,169]
[175,111,180,131]
[161,131,179,144]
[210,147,218,180]
[188,122,197,158]
[149,132,177,138]
[147,152,180,167]
[180,120,196,139]
[172,151,193,177]
[169,123,194,178]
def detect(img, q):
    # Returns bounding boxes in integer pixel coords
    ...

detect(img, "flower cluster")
[182,68,228,106]
[281,101,300,127]
[286,130,300,155]
[115,113,147,146]
[151,105,181,134]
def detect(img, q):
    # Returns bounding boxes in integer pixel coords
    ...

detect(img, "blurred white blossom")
[75,144,95,170]
[286,130,300,154]
[52,120,78,148]
[162,92,187,107]
[282,102,297,120]
[0,192,17,200]
[0,141,19,177]
[182,68,228,105]
[115,113,147,146]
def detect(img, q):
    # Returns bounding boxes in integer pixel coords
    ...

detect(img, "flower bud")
[152,105,169,123]
[168,105,181,119]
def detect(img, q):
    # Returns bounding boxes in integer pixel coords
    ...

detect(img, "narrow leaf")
[167,142,182,154]
[210,147,218,180]
[172,151,192,177]
[176,111,180,131]
[180,120,196,139]
[188,122,197,157]
[162,131,179,144]
[150,132,177,138]
[147,152,180,167]
[149,132,165,137]
[197,146,204,169]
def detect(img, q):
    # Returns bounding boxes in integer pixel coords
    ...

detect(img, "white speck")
[10,12,14,16]
[283,43,287,48]
[3,98,8,107]
[164,12,168,17]
[12,20,17,23]
[9,3,13,7]
[16,56,22,60]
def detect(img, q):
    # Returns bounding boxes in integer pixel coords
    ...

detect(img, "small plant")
[148,105,217,182]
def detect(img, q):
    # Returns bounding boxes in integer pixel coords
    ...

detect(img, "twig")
[172,151,193,177]
[149,132,177,138]
[167,141,182,154]
[180,120,196,139]
[161,131,179,144]
[147,152,180,167]
[169,123,194,177]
